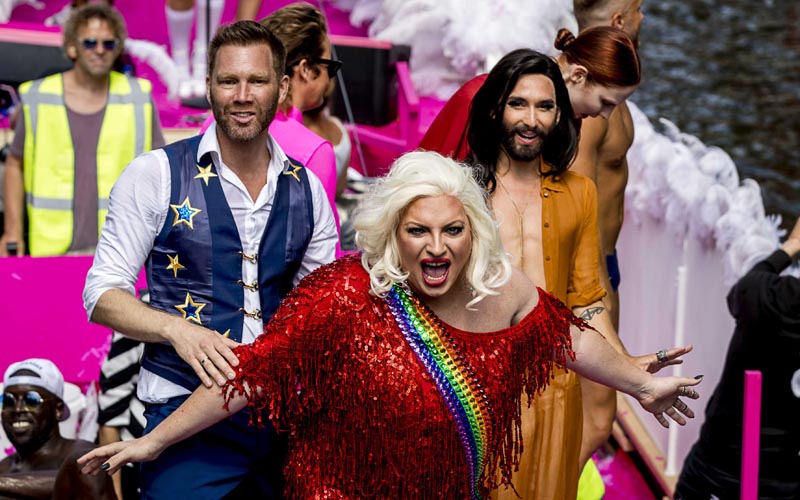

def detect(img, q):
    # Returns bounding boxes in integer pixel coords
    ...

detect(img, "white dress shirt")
[83,124,338,402]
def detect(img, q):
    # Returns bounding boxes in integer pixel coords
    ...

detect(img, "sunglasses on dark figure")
[316,58,342,78]
[2,391,48,411]
[80,38,118,51]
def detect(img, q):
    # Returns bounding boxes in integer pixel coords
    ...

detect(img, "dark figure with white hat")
[0,358,114,499]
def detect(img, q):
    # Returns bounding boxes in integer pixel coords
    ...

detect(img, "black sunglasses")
[316,58,342,78]
[80,38,119,51]
[2,390,46,411]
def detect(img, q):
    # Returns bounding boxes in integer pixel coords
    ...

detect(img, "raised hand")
[632,345,694,374]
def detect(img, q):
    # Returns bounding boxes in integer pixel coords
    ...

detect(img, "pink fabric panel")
[271,110,338,214]
[269,113,342,256]
[0,256,145,385]
[595,448,656,500]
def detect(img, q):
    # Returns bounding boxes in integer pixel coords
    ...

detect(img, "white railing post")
[666,237,689,476]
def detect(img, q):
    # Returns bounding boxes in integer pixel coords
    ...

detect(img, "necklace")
[496,175,531,267]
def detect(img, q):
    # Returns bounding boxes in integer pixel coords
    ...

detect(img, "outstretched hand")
[78,436,163,476]
[632,345,693,374]
[636,375,702,428]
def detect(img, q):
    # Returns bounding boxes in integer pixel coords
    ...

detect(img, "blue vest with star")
[141,134,315,391]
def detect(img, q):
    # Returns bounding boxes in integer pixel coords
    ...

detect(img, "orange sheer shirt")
[541,170,606,310]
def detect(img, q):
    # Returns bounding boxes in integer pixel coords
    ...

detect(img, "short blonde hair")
[354,151,511,307]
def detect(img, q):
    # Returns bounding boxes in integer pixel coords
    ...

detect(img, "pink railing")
[741,370,762,500]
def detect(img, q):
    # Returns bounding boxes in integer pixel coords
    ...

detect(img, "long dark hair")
[466,49,579,193]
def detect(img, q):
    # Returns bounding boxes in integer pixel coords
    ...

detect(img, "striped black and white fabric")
[98,331,145,440]
[98,290,148,441]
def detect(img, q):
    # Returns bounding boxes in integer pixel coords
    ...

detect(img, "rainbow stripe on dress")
[387,284,493,500]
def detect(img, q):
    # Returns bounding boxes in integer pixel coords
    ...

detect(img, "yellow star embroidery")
[215,329,231,338]
[166,254,185,278]
[283,162,302,182]
[170,197,202,229]
[174,292,206,324]
[194,164,218,186]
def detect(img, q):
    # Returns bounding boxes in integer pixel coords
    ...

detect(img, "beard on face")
[210,90,280,144]
[500,122,551,162]
[74,50,115,79]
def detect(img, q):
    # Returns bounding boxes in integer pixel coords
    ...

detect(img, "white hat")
[3,358,70,421]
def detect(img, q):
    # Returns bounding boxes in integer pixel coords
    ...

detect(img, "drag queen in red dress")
[79,151,701,499]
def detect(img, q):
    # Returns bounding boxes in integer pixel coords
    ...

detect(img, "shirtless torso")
[574,101,634,257]
[572,101,634,330]
[492,167,547,290]
[0,438,115,500]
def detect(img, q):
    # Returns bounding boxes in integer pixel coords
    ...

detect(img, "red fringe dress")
[225,255,585,499]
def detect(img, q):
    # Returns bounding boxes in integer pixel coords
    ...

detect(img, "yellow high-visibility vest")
[20,71,153,256]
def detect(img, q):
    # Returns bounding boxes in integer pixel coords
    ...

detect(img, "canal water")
[633,0,800,230]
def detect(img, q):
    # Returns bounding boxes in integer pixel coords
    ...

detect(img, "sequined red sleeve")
[516,288,588,397]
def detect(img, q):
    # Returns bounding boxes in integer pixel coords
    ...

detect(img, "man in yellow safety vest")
[0,2,164,256]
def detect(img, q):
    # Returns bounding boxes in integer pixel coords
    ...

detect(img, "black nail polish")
[100,463,110,471]
[694,374,704,379]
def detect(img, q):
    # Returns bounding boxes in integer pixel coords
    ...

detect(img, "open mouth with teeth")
[421,259,450,287]
[6,420,33,434]
[516,129,539,144]
[230,111,255,123]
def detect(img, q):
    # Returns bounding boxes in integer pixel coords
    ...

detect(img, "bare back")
[304,114,343,146]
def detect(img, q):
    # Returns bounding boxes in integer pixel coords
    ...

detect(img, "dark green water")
[633,0,800,230]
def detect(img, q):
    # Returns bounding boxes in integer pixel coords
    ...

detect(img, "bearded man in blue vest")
[82,21,338,499]
[0,3,165,257]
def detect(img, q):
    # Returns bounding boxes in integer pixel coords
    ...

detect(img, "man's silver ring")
[680,386,687,396]
[656,350,669,363]
[200,357,210,365]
